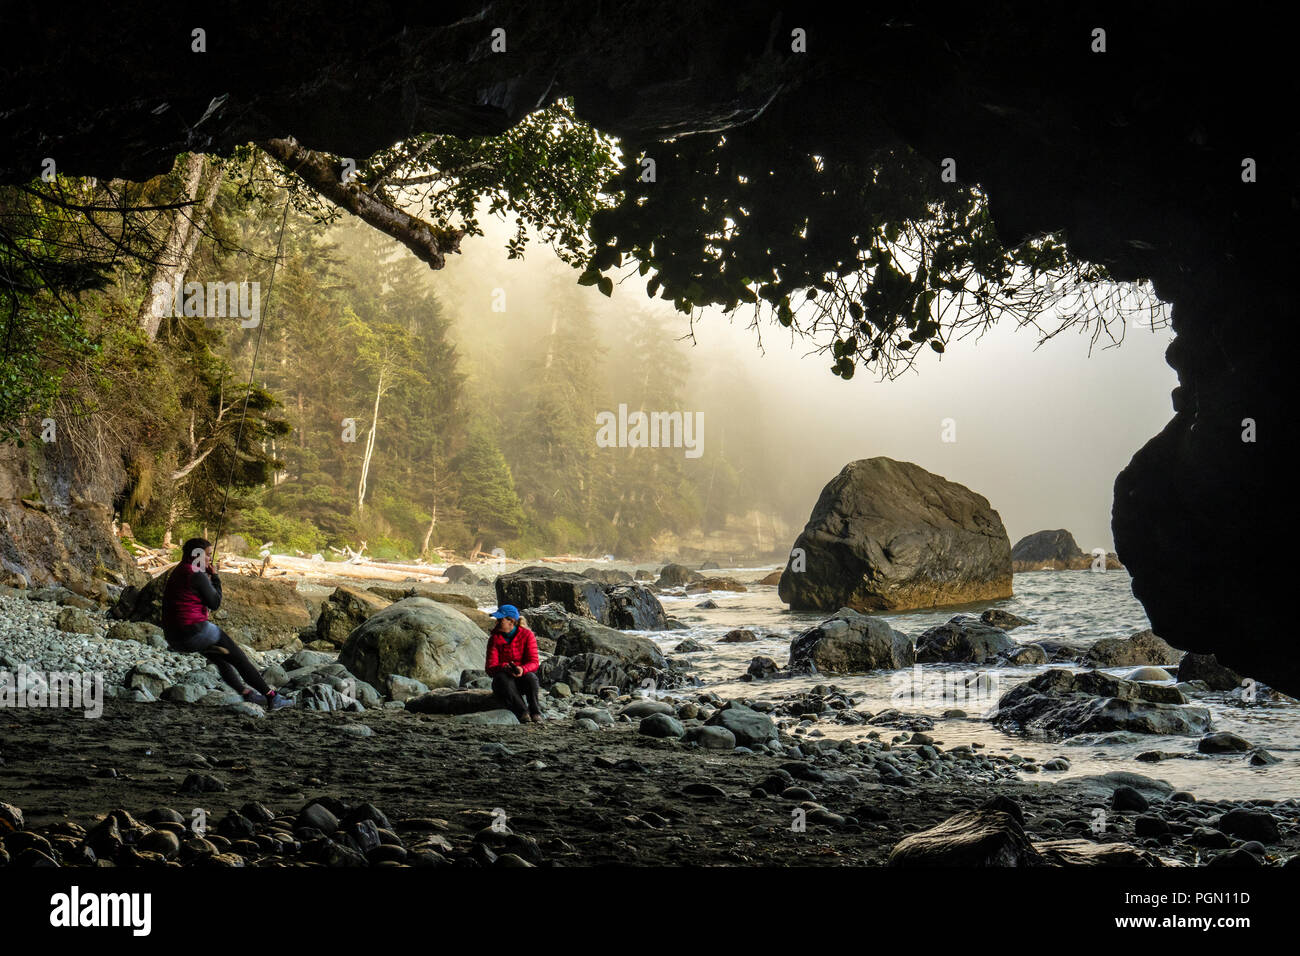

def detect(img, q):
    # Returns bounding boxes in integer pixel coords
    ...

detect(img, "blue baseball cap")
[490,604,520,620]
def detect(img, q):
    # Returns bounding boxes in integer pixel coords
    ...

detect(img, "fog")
[434,217,1178,555]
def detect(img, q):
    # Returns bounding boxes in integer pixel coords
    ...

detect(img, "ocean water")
[636,569,1299,801]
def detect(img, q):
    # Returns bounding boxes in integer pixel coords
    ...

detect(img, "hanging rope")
[213,196,292,556]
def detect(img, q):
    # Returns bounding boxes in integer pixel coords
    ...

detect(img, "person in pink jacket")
[160,537,293,709]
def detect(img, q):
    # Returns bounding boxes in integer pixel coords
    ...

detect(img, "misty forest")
[1,109,804,562]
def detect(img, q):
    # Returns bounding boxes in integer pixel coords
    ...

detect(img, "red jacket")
[485,624,539,677]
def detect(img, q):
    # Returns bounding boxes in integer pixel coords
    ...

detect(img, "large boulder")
[1010,530,1123,571]
[1011,529,1085,569]
[778,458,1012,612]
[338,598,487,690]
[496,567,668,631]
[788,608,914,674]
[554,618,666,669]
[992,669,1212,737]
[1083,629,1182,668]
[111,567,311,650]
[315,586,390,648]
[915,616,1015,664]
[496,566,610,621]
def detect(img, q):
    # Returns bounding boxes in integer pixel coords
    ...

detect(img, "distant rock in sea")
[778,457,1012,612]
[1010,529,1124,571]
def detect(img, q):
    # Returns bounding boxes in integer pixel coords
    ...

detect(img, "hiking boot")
[267,692,295,710]
[242,689,269,707]
[529,712,545,724]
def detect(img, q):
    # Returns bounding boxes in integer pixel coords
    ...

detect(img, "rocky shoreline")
[2,576,1297,868]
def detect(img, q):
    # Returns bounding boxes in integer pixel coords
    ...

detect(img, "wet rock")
[1198,732,1252,754]
[719,629,758,643]
[747,656,780,679]
[992,669,1211,737]
[915,616,1014,664]
[788,608,914,674]
[657,564,704,588]
[980,608,1034,630]
[1083,629,1182,667]
[1176,653,1244,692]
[1008,644,1048,666]
[605,584,668,629]
[673,638,707,653]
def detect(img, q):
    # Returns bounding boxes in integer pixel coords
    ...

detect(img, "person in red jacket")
[485,604,542,723]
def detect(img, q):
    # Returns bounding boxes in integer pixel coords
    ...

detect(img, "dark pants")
[491,672,540,720]
[166,621,271,696]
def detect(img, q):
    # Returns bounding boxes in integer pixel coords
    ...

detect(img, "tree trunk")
[421,501,437,556]
[357,366,385,513]
[139,154,222,339]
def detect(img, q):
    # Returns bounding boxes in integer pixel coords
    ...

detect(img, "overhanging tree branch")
[259,136,466,269]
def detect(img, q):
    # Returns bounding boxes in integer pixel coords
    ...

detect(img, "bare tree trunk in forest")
[139,154,223,339]
[420,465,440,556]
[163,497,181,549]
[421,503,437,556]
[357,366,386,514]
